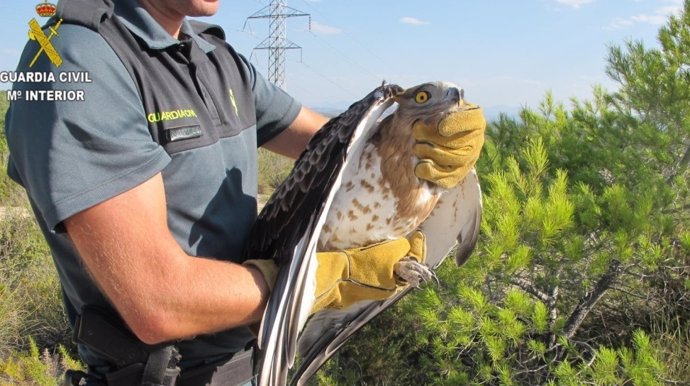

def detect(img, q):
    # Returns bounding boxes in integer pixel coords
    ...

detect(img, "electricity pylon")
[245,0,310,90]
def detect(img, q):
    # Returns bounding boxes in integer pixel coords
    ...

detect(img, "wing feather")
[244,84,404,386]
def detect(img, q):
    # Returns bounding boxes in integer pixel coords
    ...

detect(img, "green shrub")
[0,338,82,386]
[0,211,71,357]
[0,97,26,206]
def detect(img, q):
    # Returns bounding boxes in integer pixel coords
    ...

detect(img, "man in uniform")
[5,0,485,385]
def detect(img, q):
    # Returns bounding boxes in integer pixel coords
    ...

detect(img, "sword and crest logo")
[28,1,62,68]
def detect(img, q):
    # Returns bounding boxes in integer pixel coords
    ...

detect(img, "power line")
[296,59,360,99]
[304,30,382,85]
[294,0,394,75]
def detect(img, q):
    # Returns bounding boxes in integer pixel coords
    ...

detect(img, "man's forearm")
[65,173,271,345]
[263,106,328,159]
[71,230,271,345]
[133,252,270,344]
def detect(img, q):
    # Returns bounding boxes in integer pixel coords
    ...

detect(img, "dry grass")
[650,316,690,383]
[0,211,72,357]
[257,147,294,195]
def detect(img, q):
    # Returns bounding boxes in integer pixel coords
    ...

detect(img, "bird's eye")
[415,91,430,104]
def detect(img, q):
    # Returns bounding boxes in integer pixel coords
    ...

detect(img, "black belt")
[177,349,254,386]
[70,306,255,386]
[64,349,255,386]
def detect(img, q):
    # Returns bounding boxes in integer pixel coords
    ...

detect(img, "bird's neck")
[372,116,442,222]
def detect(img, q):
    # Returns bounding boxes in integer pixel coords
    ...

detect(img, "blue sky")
[0,0,684,114]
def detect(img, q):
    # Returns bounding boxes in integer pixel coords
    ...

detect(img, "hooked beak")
[445,86,465,107]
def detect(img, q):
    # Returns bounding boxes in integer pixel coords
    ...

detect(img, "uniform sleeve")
[5,24,170,232]
[238,54,302,147]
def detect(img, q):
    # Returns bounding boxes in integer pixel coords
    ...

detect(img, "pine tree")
[317,1,690,384]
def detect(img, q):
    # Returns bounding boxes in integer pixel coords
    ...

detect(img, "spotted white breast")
[319,141,444,251]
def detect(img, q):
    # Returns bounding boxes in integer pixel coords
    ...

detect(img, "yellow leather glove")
[311,231,427,314]
[413,104,486,189]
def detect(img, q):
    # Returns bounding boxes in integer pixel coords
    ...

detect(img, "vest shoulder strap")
[189,20,225,41]
[56,0,114,31]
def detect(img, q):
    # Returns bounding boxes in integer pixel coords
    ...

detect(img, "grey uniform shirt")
[5,0,301,371]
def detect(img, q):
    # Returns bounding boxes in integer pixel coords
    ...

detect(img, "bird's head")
[393,81,465,127]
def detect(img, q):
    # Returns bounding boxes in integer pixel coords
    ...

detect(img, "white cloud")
[310,21,342,35]
[555,0,595,9]
[657,4,683,18]
[630,13,669,25]
[606,3,682,30]
[607,17,635,29]
[400,16,430,26]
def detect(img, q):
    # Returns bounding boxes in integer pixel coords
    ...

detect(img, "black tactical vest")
[55,0,257,155]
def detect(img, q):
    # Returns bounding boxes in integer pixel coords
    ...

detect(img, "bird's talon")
[394,257,435,288]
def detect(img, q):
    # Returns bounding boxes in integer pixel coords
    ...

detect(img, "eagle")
[243,82,483,386]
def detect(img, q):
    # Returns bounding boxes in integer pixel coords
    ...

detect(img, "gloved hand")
[243,231,427,314]
[243,259,279,292]
[413,103,486,189]
[311,231,426,314]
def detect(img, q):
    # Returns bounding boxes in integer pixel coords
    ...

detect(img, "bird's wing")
[245,84,404,386]
[291,170,482,386]
[421,169,483,268]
